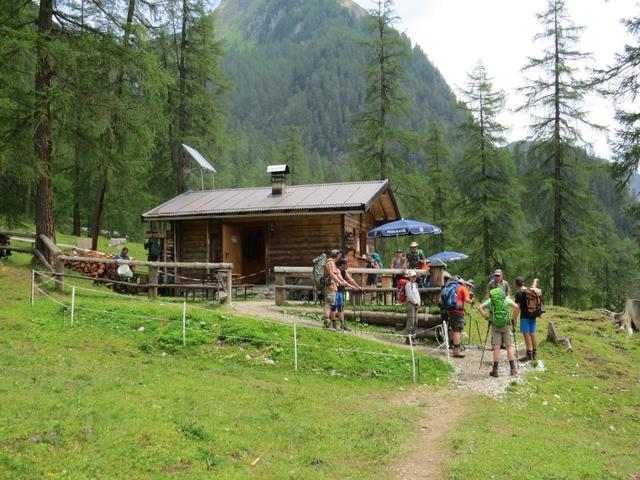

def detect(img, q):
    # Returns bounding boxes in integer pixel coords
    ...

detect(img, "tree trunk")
[552,7,563,307]
[34,0,56,265]
[176,0,189,194]
[73,139,82,237]
[89,0,137,250]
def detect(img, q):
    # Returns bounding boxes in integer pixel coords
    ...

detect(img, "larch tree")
[351,0,409,181]
[593,9,640,190]
[518,0,600,306]
[457,61,522,284]
[422,121,453,252]
[163,0,229,195]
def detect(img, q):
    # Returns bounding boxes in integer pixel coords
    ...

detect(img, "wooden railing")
[273,262,447,306]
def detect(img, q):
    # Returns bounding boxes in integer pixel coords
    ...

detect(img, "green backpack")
[489,288,510,327]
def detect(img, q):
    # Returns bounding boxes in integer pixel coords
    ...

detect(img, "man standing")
[478,288,520,377]
[405,242,425,269]
[323,250,350,329]
[515,277,542,361]
[334,259,362,331]
[404,270,421,341]
[486,269,510,298]
[441,276,473,358]
[391,249,406,287]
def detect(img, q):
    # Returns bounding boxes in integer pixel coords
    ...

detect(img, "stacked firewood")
[63,248,116,278]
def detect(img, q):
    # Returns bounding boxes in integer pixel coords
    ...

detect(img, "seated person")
[113,247,130,260]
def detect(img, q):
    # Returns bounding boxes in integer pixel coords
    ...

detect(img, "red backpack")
[397,278,409,302]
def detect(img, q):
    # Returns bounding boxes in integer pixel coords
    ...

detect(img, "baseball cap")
[330,249,341,257]
[494,269,503,276]
[410,241,418,248]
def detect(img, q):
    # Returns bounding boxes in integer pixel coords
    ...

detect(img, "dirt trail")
[389,388,469,480]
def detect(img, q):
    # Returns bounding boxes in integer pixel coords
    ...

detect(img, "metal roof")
[142,180,399,220]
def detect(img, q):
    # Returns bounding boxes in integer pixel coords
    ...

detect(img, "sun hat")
[409,241,418,248]
[494,269,503,276]
[407,269,417,277]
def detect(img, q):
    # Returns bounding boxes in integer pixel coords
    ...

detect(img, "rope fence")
[31,270,453,383]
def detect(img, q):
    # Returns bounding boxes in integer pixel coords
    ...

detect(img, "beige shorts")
[323,288,336,306]
[492,325,514,346]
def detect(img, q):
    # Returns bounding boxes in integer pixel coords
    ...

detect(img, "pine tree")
[457,61,522,283]
[518,0,600,305]
[351,0,409,181]
[280,126,310,185]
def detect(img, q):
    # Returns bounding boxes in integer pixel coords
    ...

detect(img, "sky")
[386,0,638,159]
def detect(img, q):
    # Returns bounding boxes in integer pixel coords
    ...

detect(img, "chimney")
[267,164,290,195]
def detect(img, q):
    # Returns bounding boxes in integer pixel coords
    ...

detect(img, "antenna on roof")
[182,143,217,190]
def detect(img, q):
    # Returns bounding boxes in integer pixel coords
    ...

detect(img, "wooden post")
[430,259,446,287]
[225,268,233,305]
[275,270,286,306]
[381,274,392,305]
[148,266,158,298]
[55,256,65,292]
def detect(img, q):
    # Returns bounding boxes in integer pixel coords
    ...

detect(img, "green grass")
[0,255,451,479]
[444,309,640,480]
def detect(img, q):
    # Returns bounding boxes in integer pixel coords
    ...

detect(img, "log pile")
[63,248,116,278]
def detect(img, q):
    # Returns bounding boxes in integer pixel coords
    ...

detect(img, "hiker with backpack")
[477,288,521,377]
[514,277,543,361]
[406,241,425,269]
[485,269,510,298]
[403,270,421,341]
[318,249,350,330]
[334,259,362,331]
[440,276,473,358]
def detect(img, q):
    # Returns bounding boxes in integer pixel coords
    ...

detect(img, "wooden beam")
[39,234,60,256]
[57,255,232,270]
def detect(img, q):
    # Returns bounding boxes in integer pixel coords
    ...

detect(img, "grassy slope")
[445,309,640,479]
[0,254,450,479]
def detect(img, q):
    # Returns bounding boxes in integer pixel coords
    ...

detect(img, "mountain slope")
[214,0,465,183]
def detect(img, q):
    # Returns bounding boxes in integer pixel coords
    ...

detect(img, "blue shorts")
[520,317,537,334]
[331,291,344,312]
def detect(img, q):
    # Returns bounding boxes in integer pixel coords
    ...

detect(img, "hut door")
[222,224,243,277]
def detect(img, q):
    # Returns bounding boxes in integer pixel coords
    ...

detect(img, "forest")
[0,0,639,309]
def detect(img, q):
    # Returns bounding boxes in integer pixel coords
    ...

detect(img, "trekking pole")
[478,321,491,372]
[512,320,520,368]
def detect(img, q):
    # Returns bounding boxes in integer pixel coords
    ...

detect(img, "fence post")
[443,321,450,363]
[293,323,298,371]
[225,268,233,305]
[275,271,285,306]
[30,270,35,306]
[182,300,187,347]
[71,286,76,326]
[55,256,65,292]
[148,265,158,299]
[408,334,417,384]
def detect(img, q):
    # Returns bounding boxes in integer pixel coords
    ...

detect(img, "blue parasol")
[427,251,469,263]
[367,219,442,238]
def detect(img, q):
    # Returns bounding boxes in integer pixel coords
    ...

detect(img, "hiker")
[441,276,473,358]
[403,270,421,341]
[364,253,380,286]
[514,277,542,361]
[391,249,406,287]
[323,249,350,329]
[334,259,362,331]
[113,247,130,260]
[485,268,510,298]
[477,288,520,377]
[406,241,425,269]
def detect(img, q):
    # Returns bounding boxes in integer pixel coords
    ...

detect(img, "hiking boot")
[510,367,517,376]
[532,350,537,360]
[452,346,466,358]
[340,321,351,332]
[489,368,499,378]
[519,351,532,362]
[323,320,331,329]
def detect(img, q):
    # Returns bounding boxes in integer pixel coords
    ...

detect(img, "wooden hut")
[142,169,401,284]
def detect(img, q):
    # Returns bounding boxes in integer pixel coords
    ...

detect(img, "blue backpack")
[440,280,461,310]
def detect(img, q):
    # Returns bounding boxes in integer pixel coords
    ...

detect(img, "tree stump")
[614,299,640,335]
[547,321,573,352]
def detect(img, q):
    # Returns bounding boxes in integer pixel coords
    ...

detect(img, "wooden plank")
[57,255,232,270]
